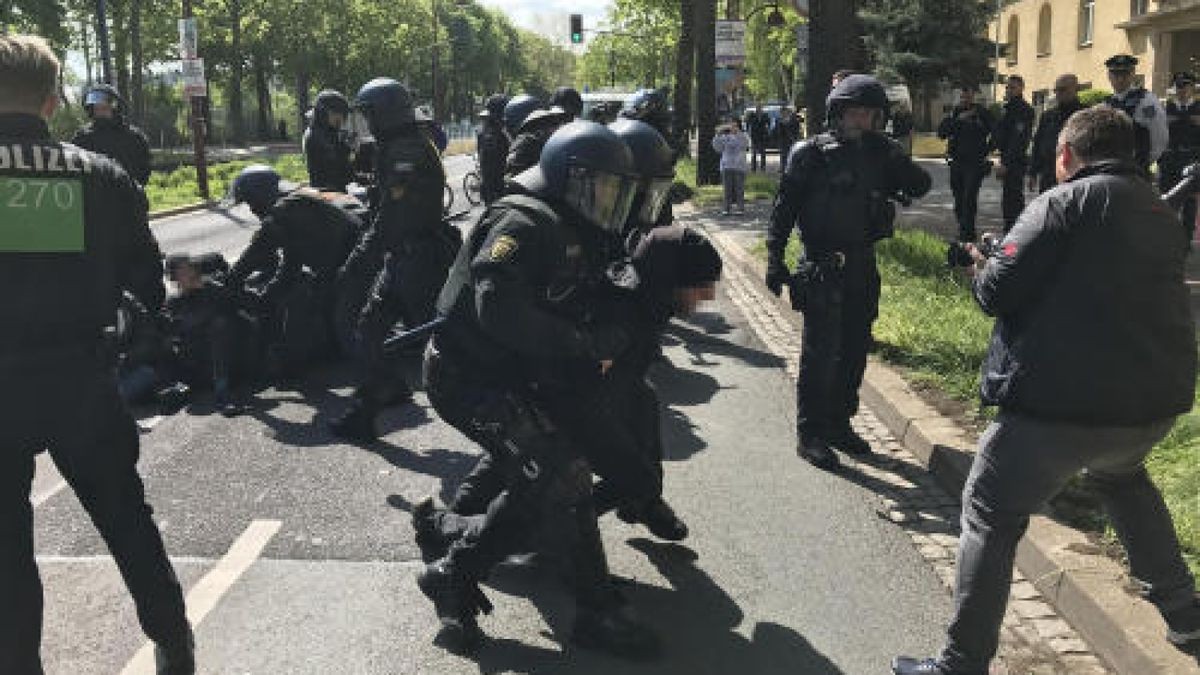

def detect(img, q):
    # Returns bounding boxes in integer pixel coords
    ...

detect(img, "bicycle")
[463,154,483,206]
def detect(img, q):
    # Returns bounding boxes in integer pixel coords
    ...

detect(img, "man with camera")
[765,74,931,470]
[938,86,994,242]
[893,106,1199,675]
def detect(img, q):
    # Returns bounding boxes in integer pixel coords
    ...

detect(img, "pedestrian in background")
[776,107,801,173]
[894,105,1200,675]
[746,104,770,171]
[1028,74,1085,193]
[713,118,750,215]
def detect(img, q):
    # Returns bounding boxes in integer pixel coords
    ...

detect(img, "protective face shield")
[345,110,372,142]
[563,165,639,234]
[634,177,674,226]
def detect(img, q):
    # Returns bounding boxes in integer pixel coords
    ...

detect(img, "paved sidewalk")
[680,201,1114,674]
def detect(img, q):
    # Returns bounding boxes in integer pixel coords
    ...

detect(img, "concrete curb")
[686,202,1200,674]
[150,201,215,222]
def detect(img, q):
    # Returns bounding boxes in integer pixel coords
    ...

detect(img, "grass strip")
[146,154,307,213]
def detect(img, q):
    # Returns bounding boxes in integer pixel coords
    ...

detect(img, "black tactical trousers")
[949,160,988,241]
[174,313,253,394]
[354,235,454,408]
[795,251,880,440]
[0,354,190,673]
[448,371,664,519]
[424,344,617,609]
[1000,163,1027,233]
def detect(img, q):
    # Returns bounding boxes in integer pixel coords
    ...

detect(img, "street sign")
[716,19,746,67]
[182,58,207,98]
[178,18,198,59]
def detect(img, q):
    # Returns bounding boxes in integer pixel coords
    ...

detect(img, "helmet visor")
[564,166,638,234]
[637,177,674,225]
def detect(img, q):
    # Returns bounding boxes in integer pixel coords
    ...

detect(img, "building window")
[1037,4,1052,56]
[1079,0,1095,46]
[1007,15,1020,65]
[1131,0,1149,17]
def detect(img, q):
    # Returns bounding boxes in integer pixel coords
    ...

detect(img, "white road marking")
[119,519,282,675]
[31,454,66,508]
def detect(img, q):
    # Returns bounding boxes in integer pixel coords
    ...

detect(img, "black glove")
[581,324,630,362]
[765,263,790,297]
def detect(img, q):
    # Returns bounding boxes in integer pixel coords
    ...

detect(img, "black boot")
[1166,596,1200,645]
[797,435,840,470]
[892,657,983,675]
[572,602,662,661]
[412,497,451,563]
[617,498,689,542]
[416,559,490,654]
[154,632,195,675]
[329,400,378,444]
[827,424,873,456]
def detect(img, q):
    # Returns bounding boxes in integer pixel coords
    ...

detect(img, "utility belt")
[787,248,860,313]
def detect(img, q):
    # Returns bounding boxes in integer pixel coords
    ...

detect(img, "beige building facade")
[989,0,1200,106]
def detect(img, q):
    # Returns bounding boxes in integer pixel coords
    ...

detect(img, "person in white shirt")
[712,118,751,215]
[1104,53,1168,171]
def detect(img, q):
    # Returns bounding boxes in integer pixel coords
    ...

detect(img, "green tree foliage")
[743,5,806,106]
[576,0,678,91]
[860,0,995,127]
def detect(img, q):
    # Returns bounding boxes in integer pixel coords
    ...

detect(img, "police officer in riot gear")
[1105,54,1168,172]
[329,78,457,443]
[766,74,931,470]
[991,75,1034,232]
[224,165,361,367]
[417,121,660,658]
[502,94,543,140]
[1162,71,1200,239]
[505,94,565,177]
[303,89,355,191]
[476,94,510,205]
[938,85,994,242]
[71,82,152,185]
[550,86,584,121]
[621,88,673,145]
[0,35,193,673]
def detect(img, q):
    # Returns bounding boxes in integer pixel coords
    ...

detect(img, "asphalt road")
[32,152,952,674]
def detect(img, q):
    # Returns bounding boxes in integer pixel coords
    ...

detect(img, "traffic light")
[570,14,583,44]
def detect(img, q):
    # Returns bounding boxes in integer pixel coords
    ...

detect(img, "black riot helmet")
[313,89,350,128]
[550,87,583,120]
[620,87,671,138]
[513,120,640,234]
[227,164,297,217]
[503,94,543,136]
[354,78,416,137]
[826,74,890,120]
[480,93,510,122]
[83,83,124,120]
[608,118,676,228]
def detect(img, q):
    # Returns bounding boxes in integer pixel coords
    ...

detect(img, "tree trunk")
[695,0,719,185]
[79,9,94,87]
[805,0,863,136]
[227,0,246,144]
[296,69,311,139]
[111,0,131,100]
[129,0,144,123]
[253,52,273,140]
[673,0,695,158]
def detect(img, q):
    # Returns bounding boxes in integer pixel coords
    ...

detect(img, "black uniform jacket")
[71,116,152,184]
[976,161,1196,425]
[992,96,1035,167]
[1,113,164,356]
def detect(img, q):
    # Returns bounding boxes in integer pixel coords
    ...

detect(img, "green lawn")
[752,226,1199,575]
[146,154,307,213]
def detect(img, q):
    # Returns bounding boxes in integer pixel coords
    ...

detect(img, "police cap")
[1105,54,1138,72]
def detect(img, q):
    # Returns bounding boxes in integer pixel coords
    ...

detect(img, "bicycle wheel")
[443,182,454,215]
[463,171,482,206]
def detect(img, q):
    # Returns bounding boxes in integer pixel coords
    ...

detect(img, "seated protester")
[163,254,263,416]
[113,290,174,406]
[224,165,361,368]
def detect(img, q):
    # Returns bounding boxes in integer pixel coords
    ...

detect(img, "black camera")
[946,234,997,268]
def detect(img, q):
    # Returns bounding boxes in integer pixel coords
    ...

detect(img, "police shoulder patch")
[490,234,520,261]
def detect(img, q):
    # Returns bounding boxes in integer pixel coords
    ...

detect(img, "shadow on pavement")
[464,538,843,674]
[663,320,786,371]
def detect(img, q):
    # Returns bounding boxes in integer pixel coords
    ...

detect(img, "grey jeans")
[722,169,746,211]
[941,411,1195,673]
